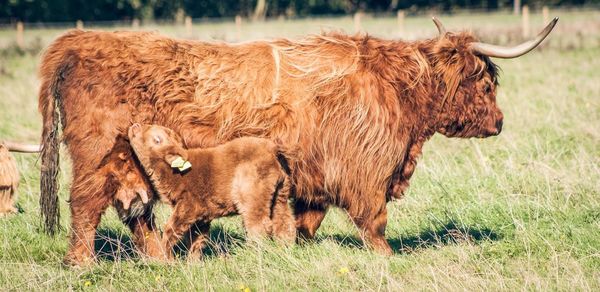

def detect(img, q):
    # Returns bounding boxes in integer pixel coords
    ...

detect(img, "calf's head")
[98,135,152,213]
[128,123,188,169]
[428,17,557,138]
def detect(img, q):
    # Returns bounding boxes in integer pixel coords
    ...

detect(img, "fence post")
[521,5,530,38]
[16,21,24,48]
[76,20,83,30]
[132,19,140,29]
[513,0,521,15]
[397,10,405,36]
[542,6,549,24]
[185,16,192,36]
[235,15,242,42]
[354,12,362,33]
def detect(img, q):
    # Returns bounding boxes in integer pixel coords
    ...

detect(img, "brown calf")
[128,124,295,259]
[84,135,163,263]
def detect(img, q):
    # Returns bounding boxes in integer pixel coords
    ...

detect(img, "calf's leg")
[239,186,275,241]
[125,211,165,260]
[234,177,275,241]
[270,177,296,243]
[185,221,210,260]
[162,204,199,260]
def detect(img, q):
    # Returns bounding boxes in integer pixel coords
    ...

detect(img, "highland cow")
[0,141,40,216]
[128,123,295,259]
[38,17,558,264]
[0,145,20,216]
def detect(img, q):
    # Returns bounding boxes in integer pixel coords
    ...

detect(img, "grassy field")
[0,10,599,291]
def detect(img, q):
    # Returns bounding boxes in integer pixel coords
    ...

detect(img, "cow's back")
[39,30,201,168]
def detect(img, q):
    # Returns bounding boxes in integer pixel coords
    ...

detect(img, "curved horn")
[432,16,446,37]
[1,141,42,153]
[470,17,559,58]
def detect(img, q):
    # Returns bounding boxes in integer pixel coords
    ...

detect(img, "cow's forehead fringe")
[449,32,500,80]
[442,32,500,82]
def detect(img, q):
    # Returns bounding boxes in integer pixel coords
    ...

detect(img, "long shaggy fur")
[0,145,19,215]
[39,29,503,262]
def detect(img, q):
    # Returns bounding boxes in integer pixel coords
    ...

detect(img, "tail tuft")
[40,102,60,234]
[38,47,78,235]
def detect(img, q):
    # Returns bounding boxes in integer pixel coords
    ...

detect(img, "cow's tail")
[38,37,79,235]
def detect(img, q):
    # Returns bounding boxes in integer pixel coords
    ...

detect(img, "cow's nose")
[495,119,503,133]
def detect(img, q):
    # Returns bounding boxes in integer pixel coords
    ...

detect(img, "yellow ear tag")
[170,156,185,169]
[179,161,192,171]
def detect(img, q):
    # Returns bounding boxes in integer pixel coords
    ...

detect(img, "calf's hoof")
[63,252,96,267]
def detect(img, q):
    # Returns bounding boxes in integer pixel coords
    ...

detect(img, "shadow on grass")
[94,225,246,262]
[173,225,246,259]
[93,220,500,260]
[95,228,138,261]
[322,221,502,254]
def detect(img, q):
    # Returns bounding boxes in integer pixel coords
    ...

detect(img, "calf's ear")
[165,153,192,172]
[164,153,182,165]
[164,151,188,164]
[129,123,142,138]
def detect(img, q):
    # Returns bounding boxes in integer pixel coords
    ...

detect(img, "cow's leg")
[346,203,393,256]
[185,221,210,260]
[125,211,165,260]
[64,174,111,266]
[294,199,328,240]
[0,189,17,216]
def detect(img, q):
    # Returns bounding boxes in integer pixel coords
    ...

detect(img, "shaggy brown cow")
[128,123,295,259]
[0,141,40,216]
[0,145,20,216]
[39,17,558,264]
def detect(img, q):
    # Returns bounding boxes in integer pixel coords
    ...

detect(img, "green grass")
[0,10,599,291]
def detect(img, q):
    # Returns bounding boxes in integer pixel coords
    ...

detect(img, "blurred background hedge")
[1,0,598,23]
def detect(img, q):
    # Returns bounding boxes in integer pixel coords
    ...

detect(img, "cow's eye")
[484,83,492,94]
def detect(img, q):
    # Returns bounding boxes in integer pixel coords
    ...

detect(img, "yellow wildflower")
[337,267,350,276]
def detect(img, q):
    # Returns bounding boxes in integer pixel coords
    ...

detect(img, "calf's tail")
[272,138,297,178]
